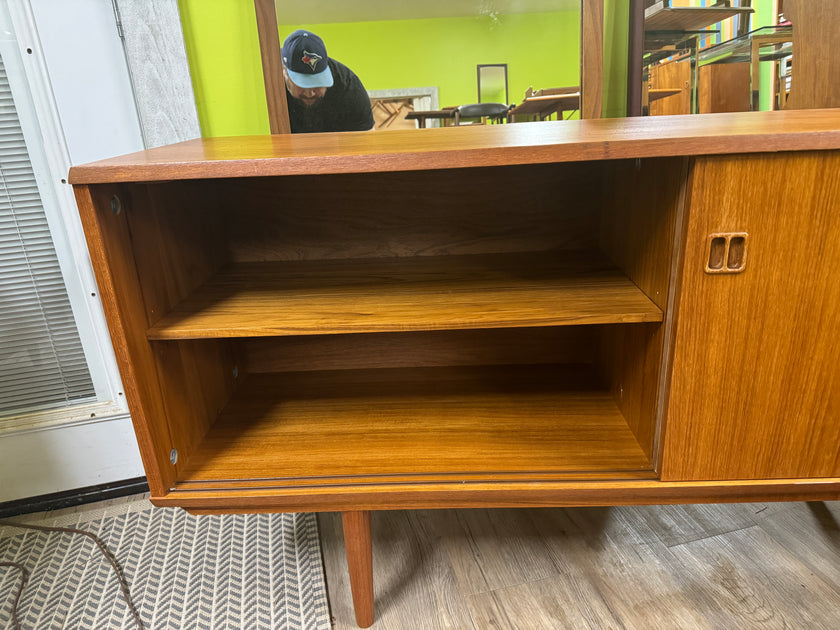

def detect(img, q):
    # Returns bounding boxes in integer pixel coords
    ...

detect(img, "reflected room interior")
[178,0,840,137]
[267,0,585,130]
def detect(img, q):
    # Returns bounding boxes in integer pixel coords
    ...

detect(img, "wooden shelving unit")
[642,1,755,113]
[644,3,753,33]
[70,110,840,627]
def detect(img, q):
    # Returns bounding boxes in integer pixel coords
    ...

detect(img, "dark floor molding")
[0,477,149,519]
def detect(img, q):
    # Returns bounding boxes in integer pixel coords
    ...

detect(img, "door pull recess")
[705,232,748,274]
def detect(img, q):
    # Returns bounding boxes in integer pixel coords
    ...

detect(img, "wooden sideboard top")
[68,109,840,184]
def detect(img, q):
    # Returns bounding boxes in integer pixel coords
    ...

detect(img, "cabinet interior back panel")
[219,163,604,262]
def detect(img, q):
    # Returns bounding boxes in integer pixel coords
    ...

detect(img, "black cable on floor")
[0,561,27,630]
[0,520,145,630]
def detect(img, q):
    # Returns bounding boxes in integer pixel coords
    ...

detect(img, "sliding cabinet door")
[662,152,840,481]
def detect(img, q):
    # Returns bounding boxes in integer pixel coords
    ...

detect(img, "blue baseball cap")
[282,30,334,89]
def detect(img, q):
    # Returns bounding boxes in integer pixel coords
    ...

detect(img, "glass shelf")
[698,25,793,68]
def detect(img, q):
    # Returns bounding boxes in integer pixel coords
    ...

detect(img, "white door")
[0,0,147,502]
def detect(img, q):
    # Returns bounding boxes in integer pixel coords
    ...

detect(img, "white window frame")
[0,0,129,434]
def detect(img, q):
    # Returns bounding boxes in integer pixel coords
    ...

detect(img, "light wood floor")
[319,501,840,629]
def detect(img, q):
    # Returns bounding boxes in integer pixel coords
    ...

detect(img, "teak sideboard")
[70,110,840,628]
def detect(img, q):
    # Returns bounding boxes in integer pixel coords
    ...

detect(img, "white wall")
[0,419,144,501]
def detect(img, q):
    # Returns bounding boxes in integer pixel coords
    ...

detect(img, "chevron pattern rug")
[0,499,331,629]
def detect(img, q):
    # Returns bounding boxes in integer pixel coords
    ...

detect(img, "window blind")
[0,52,95,417]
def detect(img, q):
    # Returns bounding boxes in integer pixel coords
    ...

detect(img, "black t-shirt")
[286,59,374,134]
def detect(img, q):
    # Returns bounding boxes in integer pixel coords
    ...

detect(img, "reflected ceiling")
[274,0,580,24]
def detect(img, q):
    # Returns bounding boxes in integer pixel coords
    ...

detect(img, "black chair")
[453,103,511,125]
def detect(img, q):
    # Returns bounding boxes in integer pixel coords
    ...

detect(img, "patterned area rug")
[0,499,331,629]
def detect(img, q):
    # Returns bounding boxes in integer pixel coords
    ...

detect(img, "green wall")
[602,0,629,119]
[178,0,267,137]
[179,2,580,137]
[752,0,776,111]
[278,13,580,109]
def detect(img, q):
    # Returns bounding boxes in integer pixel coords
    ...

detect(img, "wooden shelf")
[649,88,683,103]
[175,364,654,489]
[644,5,753,32]
[147,251,663,339]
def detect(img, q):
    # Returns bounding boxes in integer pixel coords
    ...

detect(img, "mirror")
[477,64,509,104]
[274,0,581,129]
[252,0,584,131]
[178,0,595,135]
[638,0,800,117]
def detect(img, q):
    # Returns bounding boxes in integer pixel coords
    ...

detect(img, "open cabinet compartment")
[86,156,684,506]
[156,327,662,492]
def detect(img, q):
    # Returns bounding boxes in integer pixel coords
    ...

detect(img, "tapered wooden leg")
[342,510,374,627]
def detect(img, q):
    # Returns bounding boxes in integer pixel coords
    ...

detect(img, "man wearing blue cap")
[281,30,374,133]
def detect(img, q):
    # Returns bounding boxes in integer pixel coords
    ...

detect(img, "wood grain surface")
[698,63,751,114]
[662,151,840,480]
[67,109,840,184]
[124,182,226,326]
[599,157,687,463]
[253,0,290,134]
[221,163,601,263]
[71,111,840,525]
[644,5,753,31]
[785,0,840,110]
[171,477,840,514]
[120,182,235,469]
[667,526,840,628]
[243,327,598,374]
[580,0,604,119]
[176,364,653,485]
[72,185,176,494]
[146,251,662,339]
[342,511,374,628]
[151,338,238,476]
[649,59,691,116]
[320,501,840,629]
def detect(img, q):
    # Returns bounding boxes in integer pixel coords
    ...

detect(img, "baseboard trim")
[0,477,149,519]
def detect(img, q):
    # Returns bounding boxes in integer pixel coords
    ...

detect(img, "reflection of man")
[281,30,374,133]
